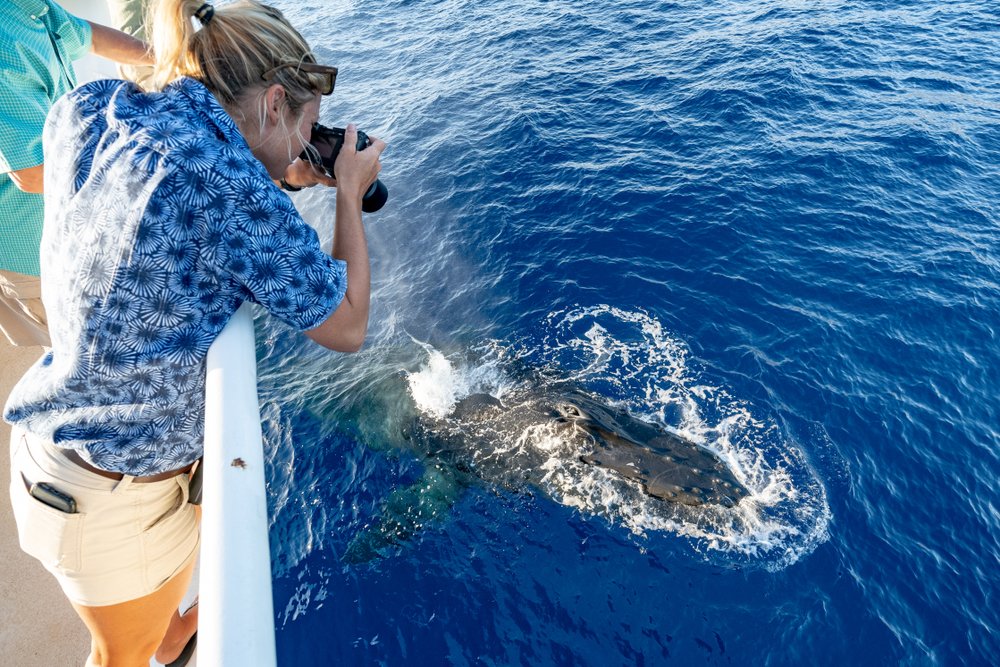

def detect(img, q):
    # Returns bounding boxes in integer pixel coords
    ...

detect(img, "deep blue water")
[253,0,999,664]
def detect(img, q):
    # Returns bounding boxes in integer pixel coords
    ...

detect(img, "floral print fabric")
[4,77,346,475]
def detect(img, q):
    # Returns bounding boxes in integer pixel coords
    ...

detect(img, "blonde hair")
[149,0,324,114]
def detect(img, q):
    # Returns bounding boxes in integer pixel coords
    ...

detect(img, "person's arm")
[5,21,145,196]
[87,21,152,67]
[305,125,384,352]
[7,164,43,193]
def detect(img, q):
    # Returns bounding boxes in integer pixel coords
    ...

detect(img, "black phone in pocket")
[29,481,78,514]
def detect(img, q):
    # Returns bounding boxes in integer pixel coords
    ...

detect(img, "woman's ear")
[263,84,287,125]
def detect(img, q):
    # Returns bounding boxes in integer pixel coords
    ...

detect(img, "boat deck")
[1,340,90,664]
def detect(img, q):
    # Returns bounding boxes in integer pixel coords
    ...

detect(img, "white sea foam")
[405,339,511,418]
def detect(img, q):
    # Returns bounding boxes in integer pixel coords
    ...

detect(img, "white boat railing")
[202,302,277,666]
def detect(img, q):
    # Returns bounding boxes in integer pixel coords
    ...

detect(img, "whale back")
[407,388,750,509]
[556,391,749,508]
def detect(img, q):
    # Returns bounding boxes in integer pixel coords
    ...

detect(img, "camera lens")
[362,180,389,213]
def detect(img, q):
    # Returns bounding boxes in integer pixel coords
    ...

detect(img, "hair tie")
[194,3,215,25]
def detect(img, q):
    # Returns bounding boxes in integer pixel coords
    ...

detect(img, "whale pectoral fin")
[343,463,467,564]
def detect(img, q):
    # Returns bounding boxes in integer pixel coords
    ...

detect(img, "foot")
[154,600,198,665]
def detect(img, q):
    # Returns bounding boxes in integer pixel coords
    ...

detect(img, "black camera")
[301,123,388,213]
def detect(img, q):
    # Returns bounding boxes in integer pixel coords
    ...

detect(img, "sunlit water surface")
[250,1,999,664]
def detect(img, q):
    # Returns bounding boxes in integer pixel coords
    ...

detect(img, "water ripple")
[260,0,1000,663]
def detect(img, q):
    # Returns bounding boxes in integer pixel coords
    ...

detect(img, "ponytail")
[148,0,323,112]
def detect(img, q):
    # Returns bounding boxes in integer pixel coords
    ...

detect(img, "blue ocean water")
[253,0,999,664]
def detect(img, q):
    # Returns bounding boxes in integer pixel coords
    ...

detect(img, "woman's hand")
[280,156,337,190]
[334,124,386,204]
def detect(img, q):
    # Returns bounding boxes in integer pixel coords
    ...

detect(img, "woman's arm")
[87,21,153,67]
[306,192,370,352]
[304,125,385,352]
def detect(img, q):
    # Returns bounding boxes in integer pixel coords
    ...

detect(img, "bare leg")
[154,599,198,664]
[154,504,202,663]
[72,557,196,667]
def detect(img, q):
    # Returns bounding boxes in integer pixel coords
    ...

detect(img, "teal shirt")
[0,0,91,276]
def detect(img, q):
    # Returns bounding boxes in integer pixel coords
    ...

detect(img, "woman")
[3,0,384,664]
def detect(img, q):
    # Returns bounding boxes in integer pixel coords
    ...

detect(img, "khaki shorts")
[8,428,200,607]
[0,269,50,347]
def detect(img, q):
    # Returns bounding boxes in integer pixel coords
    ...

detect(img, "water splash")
[406,339,511,419]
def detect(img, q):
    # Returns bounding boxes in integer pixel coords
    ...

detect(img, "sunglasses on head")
[260,62,338,96]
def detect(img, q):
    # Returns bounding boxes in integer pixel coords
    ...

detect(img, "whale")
[344,384,749,562]
[441,389,747,507]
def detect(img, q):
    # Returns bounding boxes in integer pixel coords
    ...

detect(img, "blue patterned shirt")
[3,77,347,475]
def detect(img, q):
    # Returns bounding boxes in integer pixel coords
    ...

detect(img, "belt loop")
[177,473,190,505]
[112,475,136,494]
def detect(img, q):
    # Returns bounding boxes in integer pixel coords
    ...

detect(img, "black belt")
[63,449,195,484]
